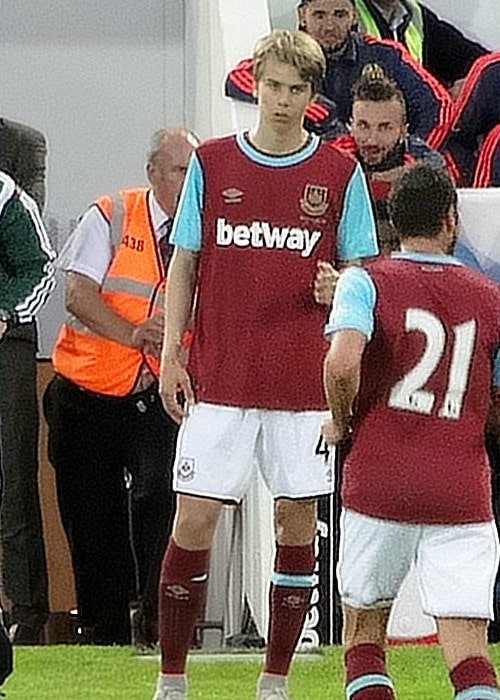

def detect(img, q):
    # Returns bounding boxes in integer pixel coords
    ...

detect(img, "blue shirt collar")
[391,251,464,266]
[235,131,320,168]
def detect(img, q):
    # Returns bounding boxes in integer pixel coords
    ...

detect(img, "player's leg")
[418,521,500,699]
[153,403,258,700]
[338,510,420,700]
[257,410,333,699]
[155,494,223,700]
[437,618,499,698]
[343,606,393,700]
[257,497,317,699]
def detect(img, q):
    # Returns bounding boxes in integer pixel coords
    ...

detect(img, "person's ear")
[297,7,306,30]
[445,204,458,234]
[351,7,360,31]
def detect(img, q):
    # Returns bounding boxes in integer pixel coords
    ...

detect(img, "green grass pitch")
[4,645,500,699]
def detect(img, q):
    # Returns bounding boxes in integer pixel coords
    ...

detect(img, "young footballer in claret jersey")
[324,164,500,700]
[154,29,378,700]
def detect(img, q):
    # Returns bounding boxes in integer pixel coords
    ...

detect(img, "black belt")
[54,374,159,408]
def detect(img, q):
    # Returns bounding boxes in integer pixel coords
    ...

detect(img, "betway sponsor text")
[216,218,322,258]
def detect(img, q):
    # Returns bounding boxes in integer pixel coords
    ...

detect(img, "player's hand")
[0,320,7,342]
[131,313,164,359]
[314,261,339,306]
[159,355,195,424]
[321,418,347,445]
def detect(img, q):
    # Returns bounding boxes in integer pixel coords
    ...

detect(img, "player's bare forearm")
[323,362,359,440]
[162,248,199,363]
[160,247,199,422]
[323,329,366,442]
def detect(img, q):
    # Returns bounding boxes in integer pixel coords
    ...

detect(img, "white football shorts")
[338,508,500,619]
[172,402,334,501]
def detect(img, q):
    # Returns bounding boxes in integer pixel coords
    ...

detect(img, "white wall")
[184,0,270,140]
[425,0,499,50]
[0,0,185,355]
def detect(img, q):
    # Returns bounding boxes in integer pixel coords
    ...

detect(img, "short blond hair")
[253,29,325,96]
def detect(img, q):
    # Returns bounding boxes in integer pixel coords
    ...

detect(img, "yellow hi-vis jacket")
[355,0,424,63]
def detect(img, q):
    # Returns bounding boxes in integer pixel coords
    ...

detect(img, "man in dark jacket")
[225,0,452,148]
[473,125,500,188]
[438,54,500,186]
[0,168,55,685]
[0,118,51,645]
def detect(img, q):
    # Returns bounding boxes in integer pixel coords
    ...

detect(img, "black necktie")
[158,219,174,270]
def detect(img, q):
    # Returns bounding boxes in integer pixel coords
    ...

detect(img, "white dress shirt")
[58,190,168,285]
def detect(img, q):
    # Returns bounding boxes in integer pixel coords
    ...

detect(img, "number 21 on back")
[388,308,477,421]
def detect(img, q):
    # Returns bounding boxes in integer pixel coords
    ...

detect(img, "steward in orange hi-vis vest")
[53,189,165,396]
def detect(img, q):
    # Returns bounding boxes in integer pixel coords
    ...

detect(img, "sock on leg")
[158,538,209,676]
[345,644,395,699]
[257,673,287,697]
[450,656,499,699]
[263,543,315,677]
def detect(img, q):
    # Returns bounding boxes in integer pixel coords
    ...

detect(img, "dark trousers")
[43,375,177,645]
[0,322,49,629]
[0,427,13,685]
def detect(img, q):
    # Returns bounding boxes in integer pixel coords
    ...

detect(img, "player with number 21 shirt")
[324,164,500,700]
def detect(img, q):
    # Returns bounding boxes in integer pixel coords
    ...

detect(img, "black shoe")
[0,622,12,686]
[9,623,45,645]
[130,604,157,650]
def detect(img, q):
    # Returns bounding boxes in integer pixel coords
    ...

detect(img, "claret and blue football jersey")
[171,131,378,411]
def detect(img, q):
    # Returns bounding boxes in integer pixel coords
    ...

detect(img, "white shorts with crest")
[173,402,334,501]
[338,508,500,619]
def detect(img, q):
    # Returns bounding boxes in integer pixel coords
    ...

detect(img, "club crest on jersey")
[300,184,329,217]
[222,188,244,204]
[177,457,196,482]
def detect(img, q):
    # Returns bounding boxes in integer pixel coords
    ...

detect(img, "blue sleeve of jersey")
[494,350,500,388]
[336,164,378,262]
[170,153,204,252]
[325,266,376,340]
[453,241,484,274]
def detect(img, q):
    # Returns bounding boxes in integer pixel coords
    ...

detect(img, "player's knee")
[173,501,221,549]
[343,605,390,649]
[275,498,317,545]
